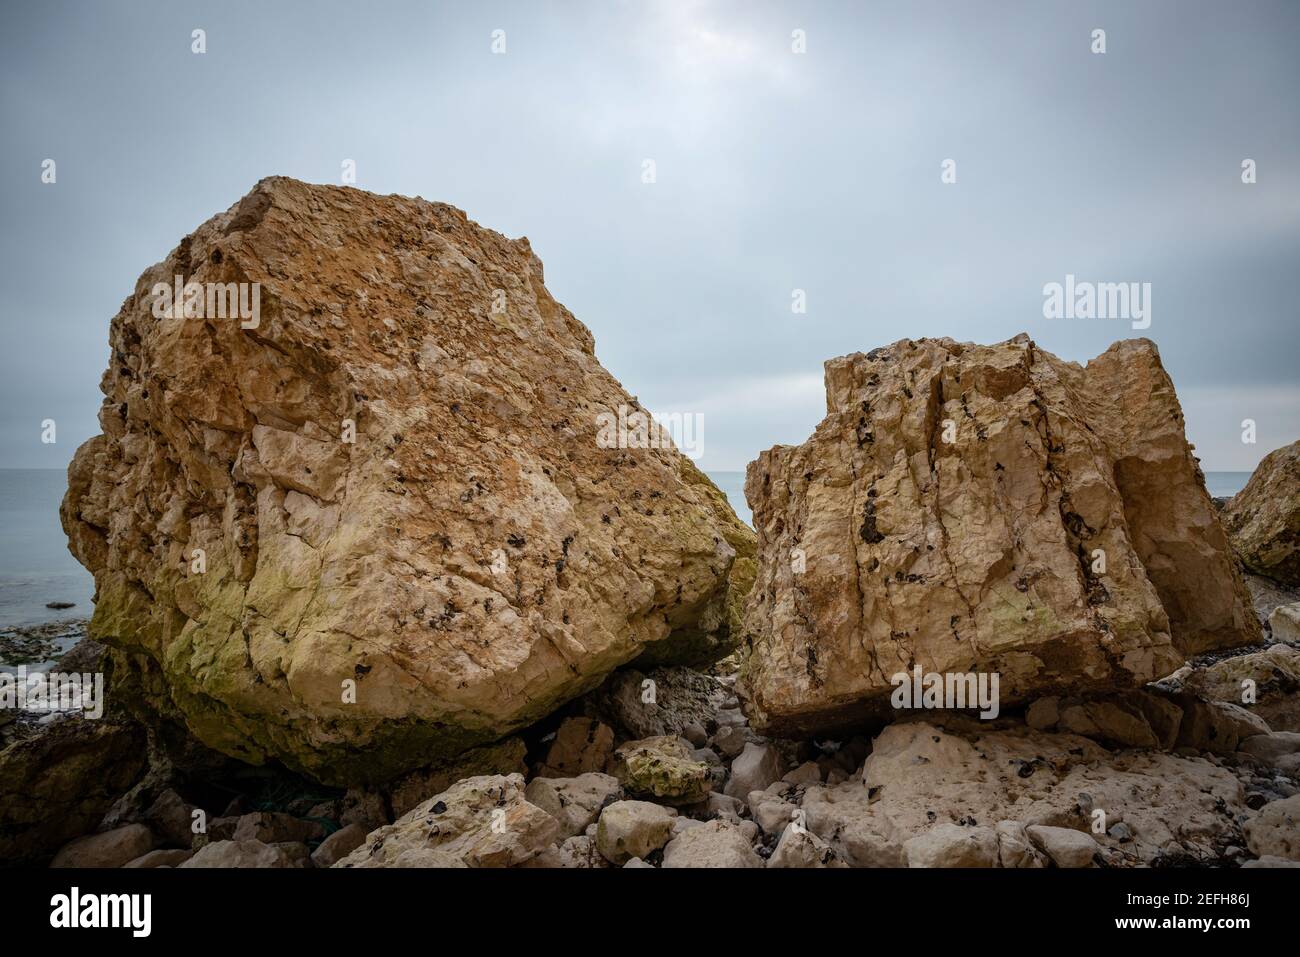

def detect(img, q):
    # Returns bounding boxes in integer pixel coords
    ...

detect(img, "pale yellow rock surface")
[800,719,1249,867]
[1223,441,1300,586]
[1181,643,1300,733]
[740,335,1258,736]
[60,177,753,785]
[1243,794,1300,861]
[337,773,558,868]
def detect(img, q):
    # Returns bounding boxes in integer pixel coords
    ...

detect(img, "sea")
[0,468,1251,631]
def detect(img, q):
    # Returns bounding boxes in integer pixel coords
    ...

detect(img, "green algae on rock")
[740,335,1260,737]
[60,177,754,786]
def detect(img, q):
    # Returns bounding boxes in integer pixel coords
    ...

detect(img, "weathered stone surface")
[1173,696,1271,754]
[609,736,712,805]
[520,834,610,868]
[310,823,367,868]
[1027,691,1183,750]
[782,761,823,786]
[1238,732,1300,773]
[1057,698,1160,749]
[995,820,1047,868]
[525,772,622,838]
[1243,795,1300,861]
[711,724,759,759]
[337,773,557,868]
[50,824,156,868]
[586,666,727,740]
[1223,441,1300,585]
[767,826,847,868]
[537,717,615,778]
[386,737,527,819]
[180,839,309,868]
[801,719,1249,867]
[1184,644,1300,733]
[60,177,754,786]
[124,848,195,868]
[1271,603,1300,642]
[740,336,1258,736]
[751,796,797,837]
[0,713,146,865]
[904,823,999,867]
[142,789,199,848]
[339,788,390,832]
[1025,825,1101,868]
[661,819,764,868]
[724,741,786,799]
[232,811,324,844]
[594,800,675,864]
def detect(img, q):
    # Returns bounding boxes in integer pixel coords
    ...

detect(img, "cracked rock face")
[1223,440,1300,586]
[740,335,1258,736]
[60,177,753,786]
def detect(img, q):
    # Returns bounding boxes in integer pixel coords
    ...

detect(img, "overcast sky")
[1,0,1297,473]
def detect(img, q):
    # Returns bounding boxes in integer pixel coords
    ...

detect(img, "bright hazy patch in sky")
[1,0,1296,471]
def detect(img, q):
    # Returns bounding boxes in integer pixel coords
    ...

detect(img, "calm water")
[0,470,95,628]
[0,468,1250,628]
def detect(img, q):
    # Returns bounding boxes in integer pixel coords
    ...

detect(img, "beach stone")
[904,823,999,867]
[710,724,756,759]
[310,823,368,868]
[1238,732,1300,772]
[51,824,156,868]
[995,821,1047,868]
[740,335,1259,737]
[681,722,708,747]
[1243,795,1300,861]
[60,176,754,786]
[124,848,195,868]
[1270,603,1300,642]
[336,774,559,869]
[143,789,199,848]
[782,761,823,785]
[180,839,309,868]
[587,666,729,740]
[724,742,786,800]
[339,788,389,832]
[767,826,846,868]
[537,717,615,778]
[1183,644,1300,732]
[752,797,797,837]
[1174,697,1271,754]
[520,835,610,869]
[1222,441,1300,585]
[1025,698,1059,730]
[1026,825,1101,868]
[0,712,146,865]
[661,820,764,868]
[705,792,746,818]
[800,719,1247,868]
[231,811,324,844]
[385,737,527,819]
[525,772,622,838]
[594,800,675,865]
[609,736,712,805]
[1058,698,1160,749]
